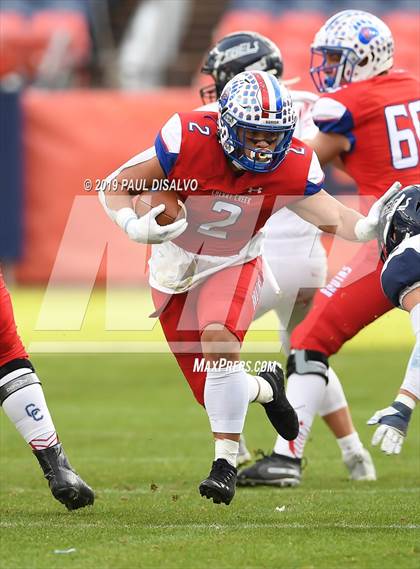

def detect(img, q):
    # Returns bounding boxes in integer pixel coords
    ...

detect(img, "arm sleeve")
[291,91,319,139]
[304,151,325,196]
[154,113,182,176]
[312,97,356,152]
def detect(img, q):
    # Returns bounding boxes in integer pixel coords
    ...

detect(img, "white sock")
[273,372,327,459]
[1,377,57,449]
[400,304,420,400]
[215,438,239,467]
[337,432,363,460]
[409,303,420,336]
[247,374,274,403]
[318,367,348,416]
[400,338,420,400]
[204,367,249,434]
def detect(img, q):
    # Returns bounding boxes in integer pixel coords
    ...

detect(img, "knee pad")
[286,349,329,383]
[0,358,39,405]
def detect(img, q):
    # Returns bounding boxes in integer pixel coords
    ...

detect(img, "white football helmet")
[310,10,394,92]
[218,70,297,172]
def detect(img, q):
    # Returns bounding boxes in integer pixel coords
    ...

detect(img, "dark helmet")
[378,184,420,259]
[200,31,284,104]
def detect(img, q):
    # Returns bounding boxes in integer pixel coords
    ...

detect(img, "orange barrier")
[209,10,420,90]
[16,88,199,283]
[0,10,90,79]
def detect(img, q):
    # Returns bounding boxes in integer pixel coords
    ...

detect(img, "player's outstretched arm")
[288,182,402,242]
[368,290,419,455]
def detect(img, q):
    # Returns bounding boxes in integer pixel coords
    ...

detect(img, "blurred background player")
[199,30,375,482]
[0,269,94,510]
[99,70,394,505]
[238,9,419,487]
[368,184,420,455]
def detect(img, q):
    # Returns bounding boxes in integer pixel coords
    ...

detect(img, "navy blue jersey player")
[368,185,420,455]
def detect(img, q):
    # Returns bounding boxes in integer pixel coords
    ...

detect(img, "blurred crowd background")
[0,0,419,285]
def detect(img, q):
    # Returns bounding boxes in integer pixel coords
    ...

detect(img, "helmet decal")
[200,31,283,103]
[358,26,379,45]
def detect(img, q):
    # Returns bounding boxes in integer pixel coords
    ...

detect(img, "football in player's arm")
[367,186,420,455]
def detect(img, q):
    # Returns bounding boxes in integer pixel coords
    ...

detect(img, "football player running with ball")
[238,10,419,487]
[100,67,398,505]
[0,270,94,510]
[200,31,375,483]
[368,185,420,455]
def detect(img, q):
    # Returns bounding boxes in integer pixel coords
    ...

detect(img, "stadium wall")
[15,88,198,284]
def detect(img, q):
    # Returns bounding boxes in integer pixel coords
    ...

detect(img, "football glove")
[367,401,412,455]
[354,181,402,241]
[115,206,188,244]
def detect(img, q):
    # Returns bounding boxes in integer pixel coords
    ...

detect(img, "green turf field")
[1,289,419,569]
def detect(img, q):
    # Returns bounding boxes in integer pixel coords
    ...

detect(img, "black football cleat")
[259,363,299,440]
[199,458,237,505]
[34,443,94,510]
[237,451,302,487]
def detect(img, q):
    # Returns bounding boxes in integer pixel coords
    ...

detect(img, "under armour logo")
[247,187,263,194]
[25,403,44,422]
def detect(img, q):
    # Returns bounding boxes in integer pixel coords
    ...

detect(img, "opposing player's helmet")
[378,184,420,259]
[200,31,284,104]
[218,70,296,173]
[310,10,394,93]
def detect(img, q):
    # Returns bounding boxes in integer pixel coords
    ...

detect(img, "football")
[134,191,184,226]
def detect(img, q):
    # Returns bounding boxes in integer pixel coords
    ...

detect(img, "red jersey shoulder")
[177,111,218,141]
[258,138,317,198]
[319,71,419,117]
[284,137,314,167]
[290,136,313,154]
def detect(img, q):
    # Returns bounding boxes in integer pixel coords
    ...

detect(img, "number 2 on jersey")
[188,122,210,136]
[385,100,420,169]
[197,201,243,239]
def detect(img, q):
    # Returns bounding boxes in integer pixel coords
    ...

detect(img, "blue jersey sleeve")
[154,113,182,176]
[304,151,325,196]
[304,179,324,196]
[312,97,356,152]
[154,133,179,176]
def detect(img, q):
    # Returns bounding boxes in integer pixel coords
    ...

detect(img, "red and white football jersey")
[312,70,420,199]
[154,110,324,258]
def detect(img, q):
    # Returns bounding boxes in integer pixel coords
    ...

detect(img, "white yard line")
[0,521,419,530]
[28,341,282,353]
